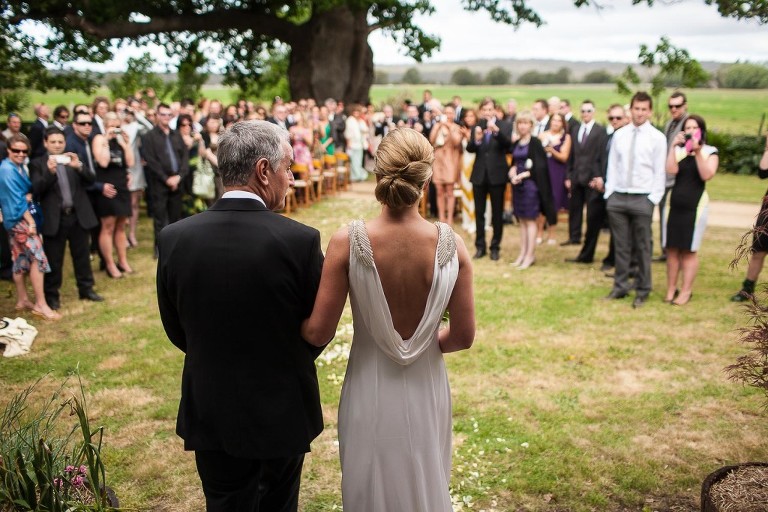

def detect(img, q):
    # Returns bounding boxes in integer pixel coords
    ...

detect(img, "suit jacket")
[28,120,47,160]
[157,198,325,459]
[568,123,608,186]
[141,126,190,185]
[330,114,346,151]
[266,117,295,131]
[663,114,688,188]
[466,118,513,186]
[29,154,98,237]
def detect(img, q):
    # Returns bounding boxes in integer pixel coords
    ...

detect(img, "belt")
[62,207,75,215]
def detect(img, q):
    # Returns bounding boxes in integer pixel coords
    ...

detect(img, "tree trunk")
[288,6,373,105]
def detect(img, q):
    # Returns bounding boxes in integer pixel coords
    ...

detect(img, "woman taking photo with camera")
[92,112,134,278]
[664,114,718,305]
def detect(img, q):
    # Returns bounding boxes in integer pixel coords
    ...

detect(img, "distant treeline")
[379,62,768,89]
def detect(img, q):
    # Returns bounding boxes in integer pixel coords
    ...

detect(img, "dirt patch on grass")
[97,354,128,370]
[110,419,172,449]
[90,387,158,418]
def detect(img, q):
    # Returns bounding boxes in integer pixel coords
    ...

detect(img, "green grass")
[2,185,768,511]
[708,172,767,203]
[24,84,768,136]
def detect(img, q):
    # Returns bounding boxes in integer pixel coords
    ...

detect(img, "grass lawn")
[2,179,767,511]
[707,172,767,203]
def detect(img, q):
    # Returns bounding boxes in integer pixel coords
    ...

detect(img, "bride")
[301,127,475,511]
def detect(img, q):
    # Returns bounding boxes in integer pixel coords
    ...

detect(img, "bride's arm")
[301,228,351,347]
[439,234,475,353]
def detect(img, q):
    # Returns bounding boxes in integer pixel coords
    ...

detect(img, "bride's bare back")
[365,216,439,340]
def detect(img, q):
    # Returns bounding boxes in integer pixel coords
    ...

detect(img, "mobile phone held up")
[684,128,702,153]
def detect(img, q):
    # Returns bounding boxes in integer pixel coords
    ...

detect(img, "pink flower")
[79,465,87,475]
[53,478,62,489]
[65,465,75,474]
[71,475,84,487]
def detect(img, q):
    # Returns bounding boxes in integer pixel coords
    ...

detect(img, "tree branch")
[61,8,300,44]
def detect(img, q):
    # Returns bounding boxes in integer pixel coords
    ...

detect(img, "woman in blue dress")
[508,112,557,269]
[0,134,60,320]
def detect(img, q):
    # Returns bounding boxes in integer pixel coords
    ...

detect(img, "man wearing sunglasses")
[657,92,689,262]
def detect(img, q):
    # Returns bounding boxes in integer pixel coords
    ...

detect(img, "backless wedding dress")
[338,220,459,512]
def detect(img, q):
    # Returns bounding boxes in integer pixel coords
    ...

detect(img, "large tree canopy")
[3,0,767,103]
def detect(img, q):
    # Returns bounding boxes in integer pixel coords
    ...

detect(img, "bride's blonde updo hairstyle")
[373,128,434,209]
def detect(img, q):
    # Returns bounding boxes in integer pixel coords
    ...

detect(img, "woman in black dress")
[664,114,718,305]
[92,112,134,278]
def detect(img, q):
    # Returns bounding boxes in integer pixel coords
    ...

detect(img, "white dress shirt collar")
[222,190,266,207]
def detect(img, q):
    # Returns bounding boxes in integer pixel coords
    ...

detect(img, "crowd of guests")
[3,85,761,316]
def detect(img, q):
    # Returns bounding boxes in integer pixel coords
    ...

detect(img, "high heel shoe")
[105,266,123,279]
[116,263,135,275]
[663,289,679,303]
[671,292,693,306]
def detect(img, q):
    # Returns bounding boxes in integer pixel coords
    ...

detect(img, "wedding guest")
[731,134,768,301]
[0,134,61,320]
[30,127,99,311]
[122,108,148,248]
[459,109,479,234]
[664,114,717,305]
[92,112,134,278]
[508,112,557,269]
[345,104,369,182]
[301,127,474,511]
[466,98,513,261]
[429,106,464,225]
[537,112,571,245]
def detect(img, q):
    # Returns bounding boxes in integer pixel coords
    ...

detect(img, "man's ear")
[254,157,270,185]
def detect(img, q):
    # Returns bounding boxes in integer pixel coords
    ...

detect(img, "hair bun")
[373,128,434,209]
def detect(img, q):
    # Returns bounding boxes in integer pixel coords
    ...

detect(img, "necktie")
[580,126,587,145]
[84,141,96,177]
[166,134,179,174]
[627,127,638,189]
[56,164,74,208]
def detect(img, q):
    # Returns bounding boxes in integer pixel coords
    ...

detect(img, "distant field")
[25,84,768,135]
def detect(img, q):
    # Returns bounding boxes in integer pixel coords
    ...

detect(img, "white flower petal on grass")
[520,442,529,448]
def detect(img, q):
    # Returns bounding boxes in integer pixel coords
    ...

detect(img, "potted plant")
[700,242,768,511]
[0,373,119,511]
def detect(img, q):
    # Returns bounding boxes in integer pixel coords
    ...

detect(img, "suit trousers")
[568,182,589,243]
[578,189,608,262]
[148,179,183,249]
[657,186,672,251]
[0,224,12,280]
[607,193,654,297]
[43,211,95,301]
[195,451,304,512]
[473,182,505,251]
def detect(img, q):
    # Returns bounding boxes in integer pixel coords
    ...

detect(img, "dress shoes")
[47,297,60,311]
[490,249,500,261]
[604,290,628,300]
[565,258,592,264]
[473,249,486,259]
[653,254,667,263]
[632,295,648,309]
[560,240,580,246]
[600,262,613,272]
[79,290,104,302]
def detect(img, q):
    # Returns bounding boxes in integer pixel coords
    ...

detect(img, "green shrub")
[709,131,765,174]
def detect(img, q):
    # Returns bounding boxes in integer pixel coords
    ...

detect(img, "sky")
[65,0,768,71]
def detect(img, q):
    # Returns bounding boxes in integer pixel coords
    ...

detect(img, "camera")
[112,128,122,135]
[684,133,692,141]
[53,155,71,165]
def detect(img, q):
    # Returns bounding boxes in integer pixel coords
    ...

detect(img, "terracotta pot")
[701,461,768,512]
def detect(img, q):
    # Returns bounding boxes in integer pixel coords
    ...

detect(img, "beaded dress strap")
[349,220,374,267]
[435,222,457,268]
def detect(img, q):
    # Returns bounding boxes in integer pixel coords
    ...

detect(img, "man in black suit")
[28,103,50,159]
[531,99,550,137]
[267,103,295,131]
[157,120,324,512]
[141,103,189,255]
[560,99,580,134]
[563,100,607,250]
[30,127,101,309]
[466,98,513,261]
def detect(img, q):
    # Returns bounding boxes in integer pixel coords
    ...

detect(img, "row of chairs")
[283,152,351,214]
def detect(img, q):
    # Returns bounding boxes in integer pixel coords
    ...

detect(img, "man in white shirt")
[604,92,667,308]
[531,99,550,137]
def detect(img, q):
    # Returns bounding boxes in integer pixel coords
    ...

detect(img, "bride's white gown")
[339,220,459,512]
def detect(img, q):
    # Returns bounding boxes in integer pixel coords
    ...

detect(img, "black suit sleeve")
[302,230,326,358]
[30,157,57,197]
[156,235,187,353]
[494,120,513,150]
[530,139,557,225]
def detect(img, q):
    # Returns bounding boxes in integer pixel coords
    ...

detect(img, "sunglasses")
[8,148,29,155]
[76,121,92,126]
[608,116,623,121]
[668,103,685,110]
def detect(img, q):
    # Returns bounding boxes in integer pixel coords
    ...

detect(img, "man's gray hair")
[217,121,289,187]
